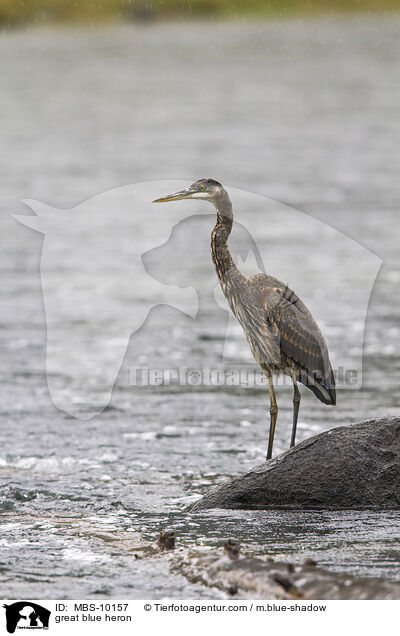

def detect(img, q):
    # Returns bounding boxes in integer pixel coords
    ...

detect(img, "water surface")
[1,17,400,598]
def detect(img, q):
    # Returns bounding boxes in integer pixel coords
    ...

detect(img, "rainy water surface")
[1,17,400,598]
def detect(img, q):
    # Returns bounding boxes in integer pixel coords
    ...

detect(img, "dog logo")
[3,602,50,633]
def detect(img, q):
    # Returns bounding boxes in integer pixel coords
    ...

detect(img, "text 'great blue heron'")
[154,179,336,459]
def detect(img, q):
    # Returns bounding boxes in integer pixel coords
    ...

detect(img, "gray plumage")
[154,179,336,459]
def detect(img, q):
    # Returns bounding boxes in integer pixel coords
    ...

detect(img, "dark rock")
[272,572,297,593]
[190,418,400,511]
[156,530,176,551]
[224,539,241,561]
[303,558,317,567]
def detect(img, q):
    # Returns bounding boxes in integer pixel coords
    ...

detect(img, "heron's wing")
[268,287,329,374]
[250,276,336,404]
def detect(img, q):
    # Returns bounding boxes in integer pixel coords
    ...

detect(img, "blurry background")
[1,0,400,25]
[1,0,400,599]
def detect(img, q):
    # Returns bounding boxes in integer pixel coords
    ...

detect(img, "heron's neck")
[211,194,243,285]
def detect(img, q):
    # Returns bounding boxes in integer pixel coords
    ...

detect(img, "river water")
[1,17,400,598]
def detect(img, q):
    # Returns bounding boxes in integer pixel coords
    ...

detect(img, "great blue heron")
[154,179,336,459]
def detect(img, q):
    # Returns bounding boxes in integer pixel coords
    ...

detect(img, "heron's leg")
[266,373,278,460]
[290,368,301,448]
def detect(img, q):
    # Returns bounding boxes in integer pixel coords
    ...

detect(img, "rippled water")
[1,17,400,598]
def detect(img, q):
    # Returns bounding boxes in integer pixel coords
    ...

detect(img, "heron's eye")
[200,185,205,191]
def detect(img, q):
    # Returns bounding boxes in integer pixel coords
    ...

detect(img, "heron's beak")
[153,188,193,203]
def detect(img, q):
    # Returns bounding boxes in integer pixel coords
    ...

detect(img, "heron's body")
[211,214,284,373]
[154,179,336,458]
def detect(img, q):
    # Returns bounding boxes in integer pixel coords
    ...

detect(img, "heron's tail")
[298,366,336,406]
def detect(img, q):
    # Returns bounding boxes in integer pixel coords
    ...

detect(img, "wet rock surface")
[171,548,400,600]
[88,526,400,600]
[190,418,400,511]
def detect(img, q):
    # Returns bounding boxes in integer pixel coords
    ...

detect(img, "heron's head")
[153,178,226,204]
